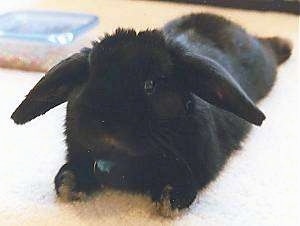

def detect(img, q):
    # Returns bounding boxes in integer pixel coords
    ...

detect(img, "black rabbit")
[11,13,292,216]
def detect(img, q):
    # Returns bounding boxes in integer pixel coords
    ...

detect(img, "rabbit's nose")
[144,80,156,95]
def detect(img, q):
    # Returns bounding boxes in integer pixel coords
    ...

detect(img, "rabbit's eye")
[144,80,155,95]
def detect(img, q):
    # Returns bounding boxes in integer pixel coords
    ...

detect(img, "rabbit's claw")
[55,168,87,202]
[156,185,179,218]
[156,184,196,218]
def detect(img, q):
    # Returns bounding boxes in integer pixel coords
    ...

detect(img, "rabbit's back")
[163,13,277,101]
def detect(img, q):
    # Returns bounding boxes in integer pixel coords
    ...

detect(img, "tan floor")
[0,0,299,225]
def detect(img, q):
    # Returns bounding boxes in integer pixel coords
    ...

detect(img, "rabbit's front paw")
[54,167,87,202]
[156,184,197,218]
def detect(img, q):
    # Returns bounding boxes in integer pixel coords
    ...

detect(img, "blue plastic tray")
[0,11,99,45]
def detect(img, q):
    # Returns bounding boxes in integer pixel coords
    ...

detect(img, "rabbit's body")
[158,14,282,186]
[11,14,291,216]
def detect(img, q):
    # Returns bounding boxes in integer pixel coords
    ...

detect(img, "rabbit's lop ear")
[11,48,91,124]
[175,53,265,126]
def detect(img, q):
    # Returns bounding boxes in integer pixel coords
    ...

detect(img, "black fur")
[11,13,292,213]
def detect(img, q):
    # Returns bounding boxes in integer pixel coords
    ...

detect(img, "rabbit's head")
[11,29,265,157]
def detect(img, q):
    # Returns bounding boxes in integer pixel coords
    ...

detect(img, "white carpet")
[0,0,299,225]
